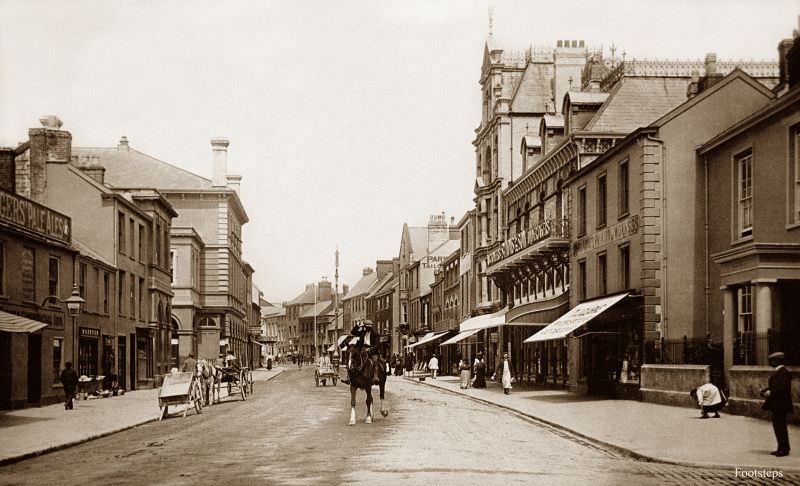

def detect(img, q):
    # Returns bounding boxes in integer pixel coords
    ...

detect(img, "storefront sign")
[0,188,70,245]
[422,255,446,269]
[79,327,100,338]
[490,332,498,343]
[572,215,639,256]
[13,309,64,329]
[488,218,569,267]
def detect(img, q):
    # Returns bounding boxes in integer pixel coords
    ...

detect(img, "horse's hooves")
[381,410,388,417]
[365,416,372,424]
[348,420,355,426]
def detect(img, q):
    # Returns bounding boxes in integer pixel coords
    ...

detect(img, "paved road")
[0,368,794,485]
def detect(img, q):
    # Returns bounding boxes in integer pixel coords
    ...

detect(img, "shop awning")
[459,307,509,332]
[0,310,48,333]
[405,332,448,350]
[440,328,480,346]
[524,293,629,343]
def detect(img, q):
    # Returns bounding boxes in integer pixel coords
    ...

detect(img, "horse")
[345,339,388,426]
[196,359,221,406]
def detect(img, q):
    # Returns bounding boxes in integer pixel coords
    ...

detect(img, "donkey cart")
[158,371,203,420]
[315,364,338,387]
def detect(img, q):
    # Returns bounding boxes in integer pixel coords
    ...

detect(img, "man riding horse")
[340,320,388,425]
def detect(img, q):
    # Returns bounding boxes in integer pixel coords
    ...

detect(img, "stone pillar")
[753,279,776,365]
[721,286,735,387]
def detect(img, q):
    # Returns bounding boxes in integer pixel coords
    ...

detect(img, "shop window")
[578,185,587,236]
[52,338,63,383]
[48,256,59,298]
[736,285,755,365]
[138,225,145,263]
[619,160,629,217]
[129,274,136,318]
[78,263,87,300]
[597,173,607,228]
[736,150,753,238]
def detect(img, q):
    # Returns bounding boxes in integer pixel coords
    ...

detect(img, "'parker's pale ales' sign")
[0,188,71,245]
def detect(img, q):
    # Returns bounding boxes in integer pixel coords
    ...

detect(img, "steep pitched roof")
[300,300,334,319]
[368,271,395,298]
[344,271,379,300]
[287,286,317,305]
[407,227,429,262]
[72,147,211,190]
[584,77,691,133]
[418,240,461,296]
[511,62,554,112]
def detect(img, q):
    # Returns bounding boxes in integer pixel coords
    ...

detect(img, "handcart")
[315,364,338,387]
[158,371,203,420]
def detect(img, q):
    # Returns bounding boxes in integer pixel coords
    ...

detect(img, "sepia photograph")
[0,1,799,484]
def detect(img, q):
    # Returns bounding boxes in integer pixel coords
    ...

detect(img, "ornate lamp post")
[43,285,86,366]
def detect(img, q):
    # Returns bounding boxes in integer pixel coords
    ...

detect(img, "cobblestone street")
[1,369,795,485]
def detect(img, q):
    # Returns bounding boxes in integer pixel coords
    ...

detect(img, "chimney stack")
[227,174,241,194]
[362,267,374,276]
[28,116,71,204]
[0,148,16,192]
[704,53,717,76]
[211,138,229,187]
[342,284,349,296]
[118,136,130,151]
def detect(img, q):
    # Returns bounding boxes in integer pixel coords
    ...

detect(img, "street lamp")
[43,285,86,366]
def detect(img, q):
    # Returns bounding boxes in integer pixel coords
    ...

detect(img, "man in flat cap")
[761,351,793,457]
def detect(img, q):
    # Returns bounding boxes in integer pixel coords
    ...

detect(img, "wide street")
[0,367,786,486]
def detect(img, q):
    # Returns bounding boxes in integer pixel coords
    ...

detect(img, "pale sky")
[1,0,797,302]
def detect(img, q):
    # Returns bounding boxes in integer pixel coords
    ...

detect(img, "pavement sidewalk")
[404,374,800,472]
[0,367,285,466]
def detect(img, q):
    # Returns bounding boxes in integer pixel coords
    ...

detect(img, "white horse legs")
[349,407,356,426]
[365,403,373,424]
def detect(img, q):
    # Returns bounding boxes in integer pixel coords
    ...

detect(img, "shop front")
[525,292,643,398]
[78,327,100,377]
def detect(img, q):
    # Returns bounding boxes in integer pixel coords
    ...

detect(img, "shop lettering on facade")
[487,218,568,266]
[14,309,64,330]
[0,188,71,245]
[80,327,100,338]
[572,215,639,256]
[422,255,446,269]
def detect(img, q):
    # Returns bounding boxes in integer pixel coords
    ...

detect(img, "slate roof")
[344,271,379,300]
[511,62,554,112]
[367,272,396,298]
[584,77,691,133]
[72,146,211,190]
[567,91,610,105]
[287,287,317,305]
[72,238,113,267]
[418,239,460,296]
[542,114,564,129]
[300,300,334,319]
[260,303,285,318]
[408,227,429,262]
[522,135,541,148]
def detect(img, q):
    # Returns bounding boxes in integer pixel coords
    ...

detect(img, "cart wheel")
[248,371,254,395]
[193,383,203,414]
[240,372,247,400]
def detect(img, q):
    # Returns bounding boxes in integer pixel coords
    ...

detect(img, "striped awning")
[440,328,481,346]
[0,310,48,333]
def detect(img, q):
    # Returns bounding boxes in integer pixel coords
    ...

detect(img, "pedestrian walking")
[428,354,439,379]
[689,382,726,418]
[761,351,793,457]
[297,353,303,369]
[404,353,414,376]
[59,361,79,410]
[495,353,513,394]
[459,358,471,389]
[472,352,486,388]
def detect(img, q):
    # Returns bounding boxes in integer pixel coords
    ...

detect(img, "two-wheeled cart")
[158,372,203,420]
[315,364,338,387]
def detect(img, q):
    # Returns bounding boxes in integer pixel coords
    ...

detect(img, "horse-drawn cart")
[218,367,248,401]
[158,372,203,420]
[315,364,338,387]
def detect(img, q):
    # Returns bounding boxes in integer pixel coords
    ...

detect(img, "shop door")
[587,335,619,397]
[0,332,11,408]
[78,338,98,376]
[118,336,127,390]
[129,333,136,390]
[27,334,42,404]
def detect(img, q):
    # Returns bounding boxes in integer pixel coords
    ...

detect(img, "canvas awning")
[0,310,48,333]
[405,332,447,350]
[524,293,629,343]
[459,307,509,332]
[440,328,481,346]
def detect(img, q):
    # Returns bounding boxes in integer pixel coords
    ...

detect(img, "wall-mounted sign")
[572,215,639,256]
[0,188,70,245]
[488,218,568,267]
[79,327,100,338]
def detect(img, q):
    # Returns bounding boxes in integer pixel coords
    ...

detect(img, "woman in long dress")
[473,353,486,388]
[499,353,512,394]
[459,358,471,389]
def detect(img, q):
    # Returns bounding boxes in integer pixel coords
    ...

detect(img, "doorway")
[118,336,126,390]
[129,333,136,390]
[27,333,42,404]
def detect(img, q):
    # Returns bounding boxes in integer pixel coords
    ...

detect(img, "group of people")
[689,351,793,457]
[421,351,512,392]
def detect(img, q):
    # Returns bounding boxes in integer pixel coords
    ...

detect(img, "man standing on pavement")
[761,351,793,457]
[59,361,79,410]
[182,353,197,373]
[495,353,513,395]
[690,382,726,418]
[428,354,439,379]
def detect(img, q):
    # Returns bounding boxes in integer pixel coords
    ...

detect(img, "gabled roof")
[368,272,395,299]
[72,147,211,190]
[407,227,429,262]
[510,62,554,112]
[300,300,334,319]
[522,135,541,149]
[417,239,461,296]
[261,305,285,318]
[566,91,610,105]
[287,286,317,305]
[344,271,379,300]
[542,114,564,129]
[584,77,691,133]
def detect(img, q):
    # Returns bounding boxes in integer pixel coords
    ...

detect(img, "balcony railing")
[487,218,569,267]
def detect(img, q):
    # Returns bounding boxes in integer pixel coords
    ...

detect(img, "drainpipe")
[704,156,710,335]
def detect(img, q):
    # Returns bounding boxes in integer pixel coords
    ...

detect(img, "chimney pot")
[39,116,63,130]
[211,137,229,187]
[118,136,130,151]
[704,53,717,76]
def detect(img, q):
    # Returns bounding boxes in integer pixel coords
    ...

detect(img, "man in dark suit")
[761,351,793,457]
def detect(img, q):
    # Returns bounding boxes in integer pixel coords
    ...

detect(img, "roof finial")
[610,44,617,60]
[488,6,494,37]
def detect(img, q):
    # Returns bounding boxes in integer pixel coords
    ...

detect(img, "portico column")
[753,279,777,365]
[721,286,735,387]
